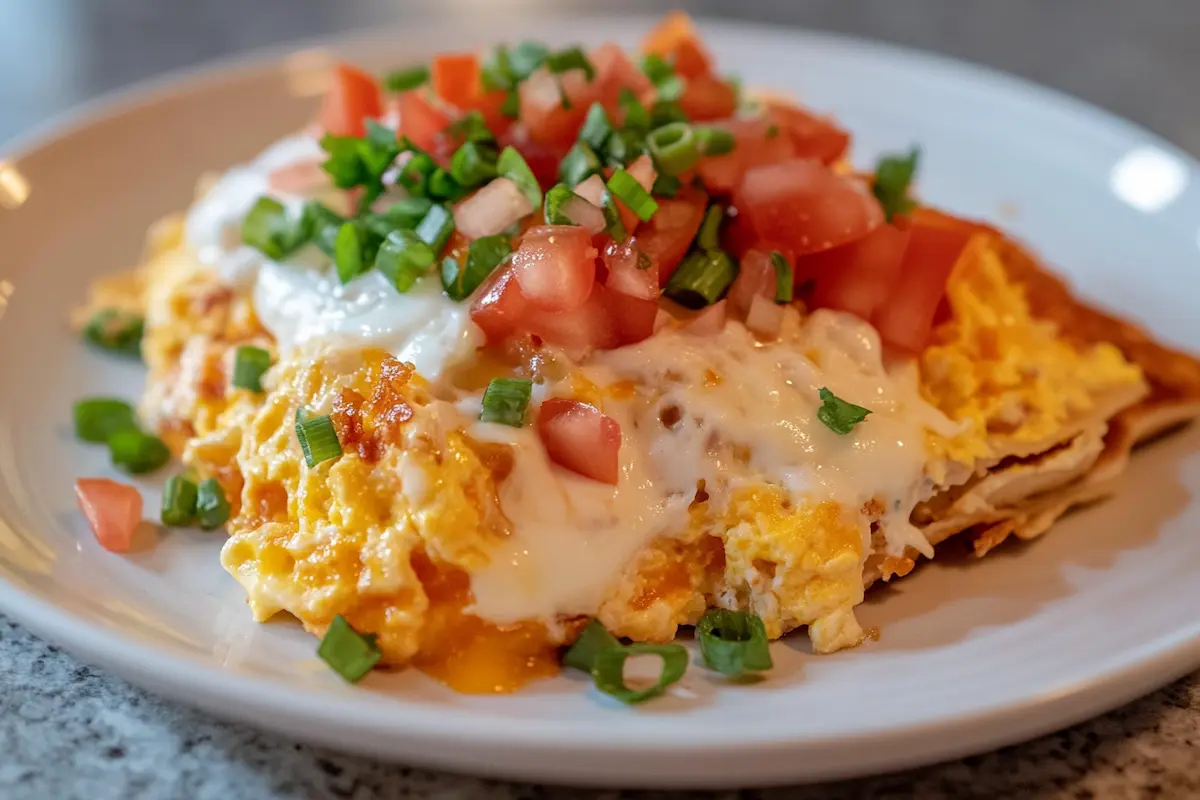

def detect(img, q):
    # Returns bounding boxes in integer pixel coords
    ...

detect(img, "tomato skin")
[590,43,654,110]
[679,74,738,121]
[498,125,568,189]
[537,399,622,485]
[602,285,658,345]
[696,117,795,195]
[527,285,621,351]
[75,478,143,553]
[431,53,481,109]
[511,226,598,312]
[871,223,972,352]
[628,187,708,285]
[470,266,530,344]
[397,90,455,155]
[764,101,851,165]
[804,222,911,320]
[734,159,884,257]
[318,63,384,137]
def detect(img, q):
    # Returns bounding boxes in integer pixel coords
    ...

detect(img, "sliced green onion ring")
[770,251,794,303]
[161,476,199,527]
[74,398,137,444]
[664,250,737,309]
[232,346,272,392]
[415,204,455,254]
[646,122,699,176]
[317,615,382,683]
[696,205,725,252]
[562,619,622,673]
[606,169,658,222]
[558,142,602,187]
[696,609,773,677]
[695,125,736,156]
[108,429,171,475]
[443,235,512,302]
[479,378,533,427]
[376,229,435,293]
[578,103,613,152]
[296,414,343,468]
[449,141,499,189]
[592,643,690,704]
[498,146,543,208]
[195,478,231,530]
[600,190,628,242]
[334,221,371,284]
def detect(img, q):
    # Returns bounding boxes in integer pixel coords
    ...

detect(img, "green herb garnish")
[872,147,920,221]
[816,387,872,435]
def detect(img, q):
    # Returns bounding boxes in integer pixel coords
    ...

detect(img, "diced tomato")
[470,266,530,343]
[318,63,384,137]
[498,125,568,189]
[765,101,850,165]
[75,478,143,554]
[431,53,481,109]
[537,398,622,485]
[642,11,712,79]
[511,225,597,312]
[603,239,659,300]
[519,69,593,147]
[460,89,515,138]
[607,155,657,233]
[727,249,778,316]
[696,117,795,195]
[805,223,911,320]
[527,285,621,351]
[602,286,658,345]
[871,223,972,352]
[680,299,727,335]
[720,209,759,258]
[397,90,454,156]
[679,74,738,122]
[590,43,654,110]
[628,187,708,285]
[733,159,883,256]
[267,159,328,194]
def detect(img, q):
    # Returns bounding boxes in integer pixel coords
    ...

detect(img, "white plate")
[2,15,1200,790]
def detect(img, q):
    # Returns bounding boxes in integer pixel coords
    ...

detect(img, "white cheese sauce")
[182,133,482,381]
[466,309,956,624]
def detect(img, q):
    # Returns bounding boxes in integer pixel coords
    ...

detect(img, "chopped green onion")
[652,174,682,198]
[872,147,920,221]
[442,235,511,302]
[607,169,658,222]
[765,123,780,139]
[428,167,464,202]
[770,251,793,303]
[650,100,688,128]
[195,478,231,530]
[296,414,343,468]
[446,110,495,144]
[82,310,144,359]
[334,221,371,284]
[449,141,499,188]
[396,150,437,197]
[558,141,601,187]
[511,41,551,77]
[665,250,737,309]
[108,429,171,475]
[160,476,198,527]
[242,197,304,260]
[696,609,773,677]
[301,201,344,257]
[543,183,578,225]
[695,125,736,156]
[646,122,698,176]
[592,643,689,704]
[231,346,271,392]
[817,387,872,435]
[415,204,455,254]
[578,103,613,152]
[319,125,400,213]
[376,229,435,293]
[74,398,137,444]
[481,46,516,91]
[562,619,622,673]
[364,197,432,239]
[500,90,520,118]
[600,190,628,242]
[317,615,382,683]
[480,378,533,427]
[618,88,650,132]
[641,53,674,86]
[544,46,595,80]
[383,64,429,92]
[558,87,574,111]
[319,134,369,187]
[497,146,542,208]
[606,129,647,167]
[697,205,725,252]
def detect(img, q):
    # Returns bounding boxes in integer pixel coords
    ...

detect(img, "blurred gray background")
[1,1,1198,799]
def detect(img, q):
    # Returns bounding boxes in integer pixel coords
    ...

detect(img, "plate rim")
[3,14,1199,787]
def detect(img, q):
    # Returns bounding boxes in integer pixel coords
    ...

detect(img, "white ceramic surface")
[2,15,1199,789]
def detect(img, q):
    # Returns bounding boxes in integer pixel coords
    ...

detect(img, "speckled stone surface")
[2,1,1199,797]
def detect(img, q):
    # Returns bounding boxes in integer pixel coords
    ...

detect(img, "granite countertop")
[1,1,1198,797]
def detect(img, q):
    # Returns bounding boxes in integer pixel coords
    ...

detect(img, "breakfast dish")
[69,12,1200,701]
